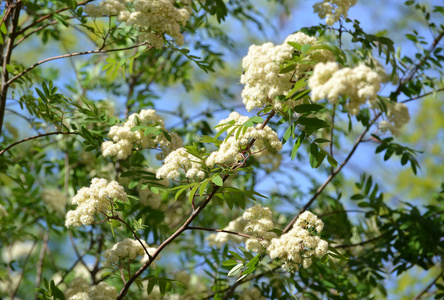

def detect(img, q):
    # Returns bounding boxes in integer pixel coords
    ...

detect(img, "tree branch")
[401,87,444,104]
[0,131,78,156]
[413,270,444,300]
[186,226,252,239]
[116,110,276,299]
[393,31,444,98]
[0,1,22,137]
[15,0,95,36]
[335,234,384,249]
[35,232,49,299]
[283,112,381,233]
[6,42,150,86]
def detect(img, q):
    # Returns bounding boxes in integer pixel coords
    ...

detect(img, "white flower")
[309,62,382,115]
[103,238,161,268]
[378,102,410,137]
[88,282,118,300]
[206,112,283,168]
[65,278,90,300]
[85,0,193,46]
[266,211,328,272]
[241,32,334,111]
[313,0,357,26]
[101,109,182,160]
[243,205,277,252]
[65,178,128,227]
[156,147,206,180]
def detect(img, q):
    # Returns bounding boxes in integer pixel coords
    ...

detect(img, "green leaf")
[212,175,223,186]
[291,132,305,160]
[199,179,209,196]
[301,44,312,53]
[228,251,244,261]
[147,278,156,295]
[294,104,325,113]
[222,259,239,266]
[327,154,338,168]
[0,22,7,34]
[188,183,200,204]
[227,263,244,277]
[283,124,294,143]
[314,138,331,143]
[298,117,329,128]
[129,181,138,189]
[174,184,193,201]
[351,194,365,200]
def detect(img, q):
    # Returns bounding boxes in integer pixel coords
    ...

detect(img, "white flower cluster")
[156,147,206,180]
[206,216,248,247]
[103,238,161,268]
[65,178,128,227]
[243,205,278,252]
[241,32,334,111]
[65,278,117,300]
[309,62,382,114]
[379,102,410,137]
[267,211,328,272]
[101,109,182,160]
[84,0,192,47]
[41,188,67,214]
[206,112,283,168]
[313,0,357,26]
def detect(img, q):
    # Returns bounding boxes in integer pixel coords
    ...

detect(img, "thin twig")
[393,31,444,98]
[335,234,384,249]
[15,0,95,36]
[0,131,78,155]
[283,112,381,233]
[6,42,150,86]
[11,240,37,299]
[69,232,90,271]
[110,214,153,261]
[401,87,444,104]
[413,270,444,300]
[186,226,252,239]
[35,232,50,299]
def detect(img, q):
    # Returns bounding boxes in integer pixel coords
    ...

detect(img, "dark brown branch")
[0,131,78,156]
[0,1,22,137]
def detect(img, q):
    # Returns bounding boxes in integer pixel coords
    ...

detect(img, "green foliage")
[1,0,444,299]
[37,279,65,300]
